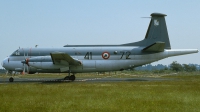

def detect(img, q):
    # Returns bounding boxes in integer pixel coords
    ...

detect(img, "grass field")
[0,71,200,112]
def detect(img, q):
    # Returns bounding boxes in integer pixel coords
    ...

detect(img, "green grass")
[0,72,200,112]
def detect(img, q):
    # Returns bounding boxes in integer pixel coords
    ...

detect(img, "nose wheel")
[7,71,15,82]
[9,77,14,82]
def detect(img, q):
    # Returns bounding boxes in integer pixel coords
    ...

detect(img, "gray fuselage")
[2,46,174,73]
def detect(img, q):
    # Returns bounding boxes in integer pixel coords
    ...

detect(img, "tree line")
[135,61,199,72]
[169,61,197,72]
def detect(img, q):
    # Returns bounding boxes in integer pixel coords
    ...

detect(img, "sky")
[0,0,200,68]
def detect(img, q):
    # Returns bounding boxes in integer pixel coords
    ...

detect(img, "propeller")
[21,53,30,74]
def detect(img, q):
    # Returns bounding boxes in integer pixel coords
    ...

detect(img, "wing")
[50,52,81,66]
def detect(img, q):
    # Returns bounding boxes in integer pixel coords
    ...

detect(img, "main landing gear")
[64,70,76,81]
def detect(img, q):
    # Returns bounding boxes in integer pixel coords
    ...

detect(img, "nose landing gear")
[7,71,15,82]
[9,77,14,82]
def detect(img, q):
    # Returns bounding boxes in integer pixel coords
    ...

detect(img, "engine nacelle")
[24,56,67,69]
[22,56,80,70]
[28,56,52,62]
[28,62,66,69]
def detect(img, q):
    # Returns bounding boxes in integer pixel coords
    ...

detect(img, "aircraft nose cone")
[1,60,4,67]
[1,58,7,68]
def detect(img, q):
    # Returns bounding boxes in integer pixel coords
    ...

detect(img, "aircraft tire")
[64,76,70,80]
[9,77,14,82]
[69,75,75,81]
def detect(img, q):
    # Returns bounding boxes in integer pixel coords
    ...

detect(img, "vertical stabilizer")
[123,13,171,49]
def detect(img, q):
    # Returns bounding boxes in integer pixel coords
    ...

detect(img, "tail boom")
[166,49,198,57]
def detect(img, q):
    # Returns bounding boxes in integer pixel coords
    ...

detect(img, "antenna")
[141,17,151,19]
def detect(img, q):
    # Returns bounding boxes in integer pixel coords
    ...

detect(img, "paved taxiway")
[0,77,173,84]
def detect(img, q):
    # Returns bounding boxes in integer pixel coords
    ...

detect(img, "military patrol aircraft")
[1,13,198,82]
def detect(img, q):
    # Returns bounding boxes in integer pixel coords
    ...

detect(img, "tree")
[0,69,6,73]
[170,61,183,72]
[190,65,197,71]
[183,64,197,72]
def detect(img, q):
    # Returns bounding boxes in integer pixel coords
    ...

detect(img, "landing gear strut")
[64,70,76,81]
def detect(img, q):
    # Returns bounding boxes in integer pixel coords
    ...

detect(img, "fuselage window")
[15,51,20,56]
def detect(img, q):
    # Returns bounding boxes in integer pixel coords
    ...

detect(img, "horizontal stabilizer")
[142,42,165,52]
[50,52,81,66]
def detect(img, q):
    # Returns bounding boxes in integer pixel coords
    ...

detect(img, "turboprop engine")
[21,56,65,69]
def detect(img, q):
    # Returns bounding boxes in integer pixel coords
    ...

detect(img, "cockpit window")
[11,50,21,56]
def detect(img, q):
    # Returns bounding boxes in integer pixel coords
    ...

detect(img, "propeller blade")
[26,53,29,74]
[22,63,25,75]
[27,65,29,74]
[26,53,29,66]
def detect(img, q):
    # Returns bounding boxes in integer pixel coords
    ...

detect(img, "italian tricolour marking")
[102,52,110,59]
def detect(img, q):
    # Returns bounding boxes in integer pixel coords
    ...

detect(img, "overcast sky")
[1,1,200,68]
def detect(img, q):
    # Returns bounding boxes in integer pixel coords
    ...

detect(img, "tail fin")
[122,13,171,49]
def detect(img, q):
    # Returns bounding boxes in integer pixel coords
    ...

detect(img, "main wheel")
[9,77,14,82]
[64,76,70,80]
[69,75,75,81]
